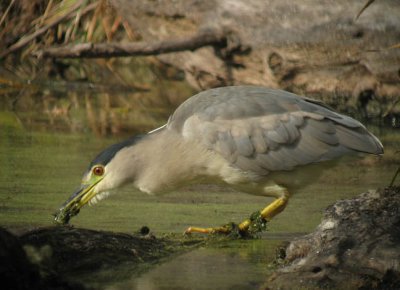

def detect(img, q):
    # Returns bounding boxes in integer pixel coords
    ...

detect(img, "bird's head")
[54,135,144,225]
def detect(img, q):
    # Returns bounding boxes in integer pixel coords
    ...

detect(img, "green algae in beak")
[54,181,100,225]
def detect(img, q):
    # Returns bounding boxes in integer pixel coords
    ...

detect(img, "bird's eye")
[92,165,105,176]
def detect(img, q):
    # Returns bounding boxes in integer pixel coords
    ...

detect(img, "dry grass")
[0,0,134,59]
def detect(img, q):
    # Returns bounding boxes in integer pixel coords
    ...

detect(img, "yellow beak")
[54,177,102,225]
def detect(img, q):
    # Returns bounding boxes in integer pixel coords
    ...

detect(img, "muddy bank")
[1,226,203,289]
[111,0,400,121]
[2,1,399,124]
[266,186,400,290]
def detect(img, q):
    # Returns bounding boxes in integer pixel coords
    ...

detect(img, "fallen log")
[34,29,227,59]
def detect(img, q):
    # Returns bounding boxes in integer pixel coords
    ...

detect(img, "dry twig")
[0,0,16,27]
[355,0,376,20]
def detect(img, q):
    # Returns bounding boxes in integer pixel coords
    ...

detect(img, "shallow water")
[109,239,283,290]
[0,83,398,289]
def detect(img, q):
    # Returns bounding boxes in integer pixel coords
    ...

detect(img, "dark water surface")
[0,83,398,289]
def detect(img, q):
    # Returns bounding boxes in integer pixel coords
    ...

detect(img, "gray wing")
[166,86,383,174]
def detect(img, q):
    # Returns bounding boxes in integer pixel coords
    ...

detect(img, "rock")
[265,187,400,290]
[0,227,85,290]
[0,227,42,290]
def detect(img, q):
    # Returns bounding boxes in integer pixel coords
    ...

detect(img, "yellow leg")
[238,195,289,232]
[184,187,290,236]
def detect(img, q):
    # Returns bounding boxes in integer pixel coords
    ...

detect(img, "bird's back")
[165,86,383,176]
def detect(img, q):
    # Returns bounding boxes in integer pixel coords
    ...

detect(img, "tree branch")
[34,30,227,59]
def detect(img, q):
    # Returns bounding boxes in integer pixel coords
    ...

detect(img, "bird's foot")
[184,212,268,238]
[184,194,287,237]
[238,210,268,234]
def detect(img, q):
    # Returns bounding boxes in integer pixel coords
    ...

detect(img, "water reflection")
[108,240,281,290]
[0,72,194,137]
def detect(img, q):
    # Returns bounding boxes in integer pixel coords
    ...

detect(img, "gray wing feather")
[283,117,302,141]
[305,119,339,145]
[215,131,236,161]
[170,86,383,175]
[231,124,254,157]
[266,121,289,143]
[234,136,254,157]
[335,125,383,154]
[250,128,268,153]
[236,155,268,174]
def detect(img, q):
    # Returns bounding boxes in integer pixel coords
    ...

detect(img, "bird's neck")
[131,130,221,194]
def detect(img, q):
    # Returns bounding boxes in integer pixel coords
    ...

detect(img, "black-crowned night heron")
[54,86,383,235]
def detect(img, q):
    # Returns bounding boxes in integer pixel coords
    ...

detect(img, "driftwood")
[35,29,227,59]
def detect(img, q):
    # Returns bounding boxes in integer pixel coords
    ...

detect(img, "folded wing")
[167,86,383,175]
